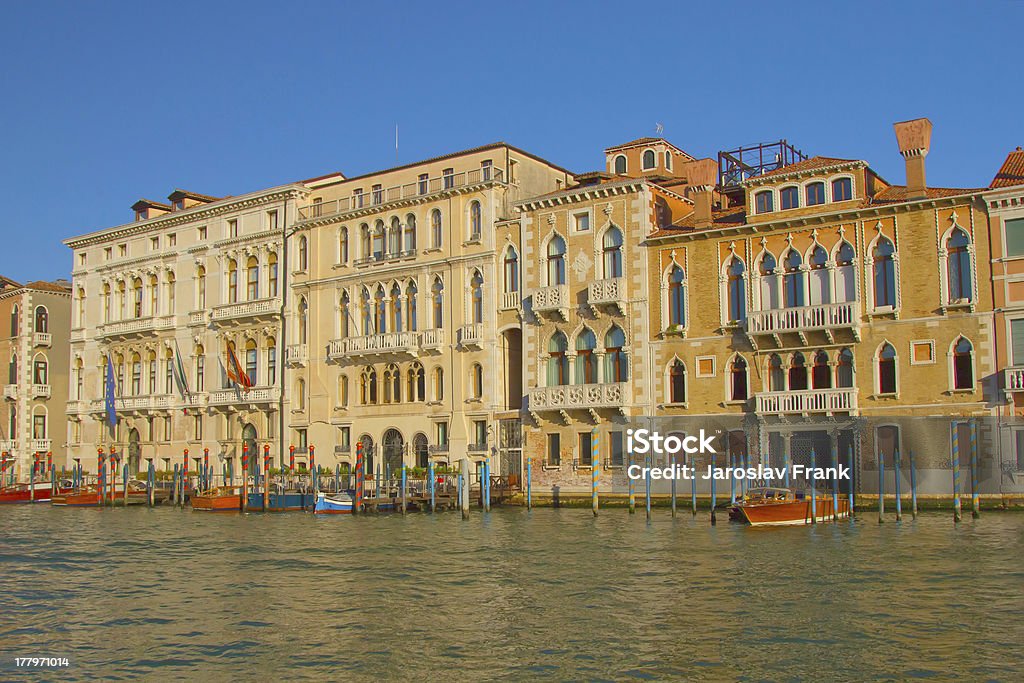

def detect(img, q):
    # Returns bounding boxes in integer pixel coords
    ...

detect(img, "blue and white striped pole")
[848,441,855,519]
[429,460,436,513]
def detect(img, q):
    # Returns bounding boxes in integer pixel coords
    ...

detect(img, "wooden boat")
[247,490,313,512]
[52,487,103,507]
[314,491,355,514]
[105,479,151,506]
[191,487,242,511]
[729,487,851,526]
[1,480,73,504]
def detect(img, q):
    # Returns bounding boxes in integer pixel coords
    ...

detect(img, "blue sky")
[1,1,1020,283]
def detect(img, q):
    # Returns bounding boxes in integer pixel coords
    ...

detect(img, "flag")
[172,340,192,413]
[225,342,253,390]
[104,354,117,431]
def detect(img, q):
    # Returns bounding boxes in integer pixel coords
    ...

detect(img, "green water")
[1,506,1021,681]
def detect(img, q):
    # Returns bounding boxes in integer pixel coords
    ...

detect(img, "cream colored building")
[0,277,72,475]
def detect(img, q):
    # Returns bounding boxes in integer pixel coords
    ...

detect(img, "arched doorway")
[128,428,141,473]
[382,428,404,474]
[242,423,258,463]
[413,432,428,468]
[359,434,375,475]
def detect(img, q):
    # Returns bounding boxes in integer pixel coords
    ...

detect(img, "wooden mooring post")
[909,449,918,519]
[970,419,979,519]
[952,421,962,523]
[460,458,469,520]
[894,447,903,522]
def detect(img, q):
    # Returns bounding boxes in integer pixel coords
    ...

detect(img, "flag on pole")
[104,354,117,432]
[172,340,192,412]
[225,342,253,390]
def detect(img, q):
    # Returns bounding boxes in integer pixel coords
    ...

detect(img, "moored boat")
[52,487,103,507]
[314,491,355,514]
[729,487,850,526]
[191,487,242,511]
[247,488,314,512]
[0,480,72,504]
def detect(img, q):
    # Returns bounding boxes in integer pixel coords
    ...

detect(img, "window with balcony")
[32,354,47,386]
[32,408,46,440]
[227,259,239,303]
[547,433,561,467]
[405,281,417,331]
[812,350,831,388]
[389,217,401,255]
[196,266,207,309]
[268,253,278,297]
[730,356,748,401]
[546,235,566,286]
[605,325,628,382]
[470,270,484,324]
[783,249,804,308]
[167,272,176,312]
[76,288,85,327]
[195,346,205,392]
[952,337,974,390]
[298,297,308,345]
[668,359,686,404]
[754,190,773,214]
[443,168,454,189]
[726,257,747,323]
[576,329,597,384]
[780,186,799,210]
[788,352,808,390]
[246,256,259,300]
[834,241,856,303]
[432,277,444,328]
[132,278,144,318]
[374,287,387,334]
[266,338,276,385]
[946,228,973,303]
[353,189,364,208]
[129,354,141,395]
[768,353,785,391]
[75,359,83,399]
[149,275,159,316]
[758,252,779,310]
[469,201,482,241]
[837,348,854,387]
[361,367,377,405]
[805,182,826,206]
[418,174,429,195]
[245,340,258,386]
[872,236,897,309]
[372,221,385,260]
[372,184,383,205]
[877,342,897,394]
[431,210,443,248]
[603,227,623,278]
[547,332,569,386]
[165,350,173,393]
[504,247,519,294]
[667,265,685,327]
[808,245,830,305]
[34,306,47,334]
[481,159,493,181]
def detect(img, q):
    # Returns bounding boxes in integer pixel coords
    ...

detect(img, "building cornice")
[515,179,650,212]
[741,160,868,187]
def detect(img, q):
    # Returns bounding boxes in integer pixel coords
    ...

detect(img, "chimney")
[684,158,717,229]
[893,118,932,200]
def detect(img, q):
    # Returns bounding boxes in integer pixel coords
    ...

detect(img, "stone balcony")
[456,323,483,349]
[328,332,420,361]
[745,301,859,347]
[1005,368,1024,393]
[32,332,52,347]
[207,386,280,406]
[528,382,627,422]
[755,387,858,415]
[210,297,279,325]
[500,291,521,311]
[29,439,52,453]
[3,385,17,400]
[97,315,176,340]
[30,384,51,399]
[0,439,14,453]
[285,344,309,367]
[587,277,625,311]
[532,284,569,318]
[419,328,445,351]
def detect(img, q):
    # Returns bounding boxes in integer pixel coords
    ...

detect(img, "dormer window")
[780,186,799,210]
[665,151,672,170]
[805,182,826,206]
[832,177,853,201]
[754,190,774,214]
[135,208,148,221]
[171,199,184,211]
[642,150,656,170]
[614,155,627,174]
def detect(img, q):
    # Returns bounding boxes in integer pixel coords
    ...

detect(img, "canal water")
[1,507,1021,681]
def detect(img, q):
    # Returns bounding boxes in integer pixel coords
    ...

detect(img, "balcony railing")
[188,310,208,326]
[210,298,279,323]
[467,443,488,453]
[3,386,17,400]
[0,439,14,453]
[420,328,445,350]
[354,249,417,267]
[298,167,504,221]
[747,301,858,335]
[97,315,176,339]
[114,395,174,411]
[1006,368,1024,392]
[30,439,52,453]
[755,388,857,415]
[457,323,483,347]
[532,284,569,315]
[501,291,521,310]
[30,384,51,399]
[285,344,309,366]
[70,328,85,342]
[587,277,625,307]
[528,382,626,411]
[334,444,352,455]
[208,386,281,406]
[427,444,450,455]
[32,332,52,347]
[328,332,420,360]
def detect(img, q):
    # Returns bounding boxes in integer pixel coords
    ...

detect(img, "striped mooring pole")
[289,445,295,474]
[952,421,962,523]
[483,457,490,512]
[354,441,364,513]
[310,445,317,495]
[183,448,189,505]
[97,448,105,507]
[147,459,155,507]
[894,447,903,522]
[591,428,599,516]
[264,444,271,512]
[909,449,918,519]
[203,448,209,490]
[401,463,407,514]
[831,442,839,521]
[970,419,979,519]
[241,443,249,512]
[526,458,532,511]
[429,460,436,513]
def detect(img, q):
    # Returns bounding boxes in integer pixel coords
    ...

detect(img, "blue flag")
[104,354,117,431]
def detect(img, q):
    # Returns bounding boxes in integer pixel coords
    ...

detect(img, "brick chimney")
[893,118,932,200]
[684,158,718,229]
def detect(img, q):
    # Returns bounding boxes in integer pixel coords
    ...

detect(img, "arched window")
[375,286,387,334]
[789,352,808,390]
[503,246,519,294]
[667,265,686,327]
[360,366,377,405]
[727,257,746,322]
[383,364,400,403]
[389,217,401,255]
[8,353,16,384]
[9,304,17,336]
[832,177,853,202]
[873,236,896,308]
[808,245,830,305]
[730,356,748,401]
[33,306,48,334]
[339,227,349,264]
[469,201,482,240]
[758,252,779,310]
[805,182,826,206]
[246,256,259,300]
[755,190,773,214]
[432,366,444,401]
[953,337,974,390]
[361,287,373,334]
[196,266,207,309]
[166,271,176,311]
[101,284,110,323]
[405,281,417,331]
[432,277,444,328]
[576,328,597,384]
[603,227,623,278]
[75,357,85,399]
[642,149,656,170]
[783,249,804,308]
[296,378,306,410]
[227,259,238,303]
[768,353,785,392]
[267,252,278,297]
[129,353,140,395]
[338,375,349,407]
[298,235,308,270]
[614,155,627,174]
[669,359,686,404]
[547,332,569,386]
[414,432,429,468]
[812,350,831,389]
[431,209,442,248]
[194,345,205,392]
[605,325,628,382]
[339,291,351,338]
[834,241,856,303]
[391,283,403,333]
[132,278,143,318]
[878,343,897,394]
[117,281,126,320]
[469,363,483,398]
[947,228,973,302]
[149,274,159,315]
[32,407,46,440]
[780,186,799,210]
[407,362,425,402]
[372,221,385,259]
[76,288,85,327]
[360,223,371,257]
[266,338,276,385]
[298,296,308,345]
[470,270,484,324]
[837,348,854,388]
[546,235,566,286]
[33,353,48,387]
[404,214,416,253]
[245,339,257,385]
[665,151,673,170]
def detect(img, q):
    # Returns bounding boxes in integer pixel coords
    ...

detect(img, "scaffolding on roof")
[717,140,807,188]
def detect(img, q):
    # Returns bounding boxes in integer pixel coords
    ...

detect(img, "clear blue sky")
[1,1,1020,283]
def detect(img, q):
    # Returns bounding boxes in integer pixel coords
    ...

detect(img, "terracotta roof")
[990,148,1024,188]
[168,189,221,203]
[754,156,861,180]
[867,185,984,204]
[131,198,172,211]
[649,206,747,237]
[605,137,664,151]
[24,280,71,293]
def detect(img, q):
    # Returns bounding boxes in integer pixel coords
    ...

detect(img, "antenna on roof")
[655,122,664,136]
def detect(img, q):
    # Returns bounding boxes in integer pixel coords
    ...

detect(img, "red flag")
[226,343,254,390]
